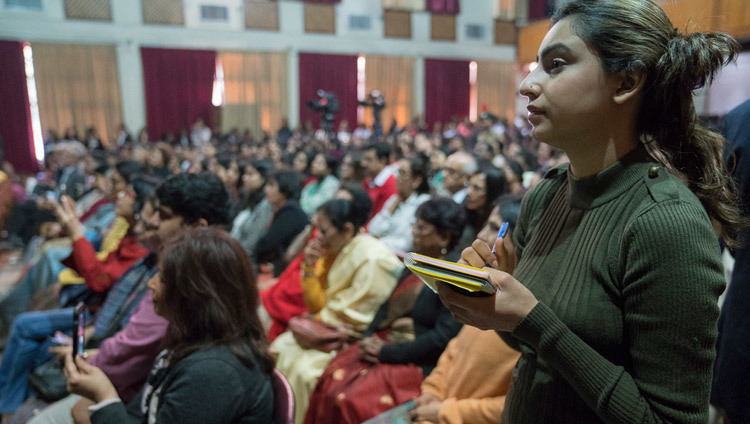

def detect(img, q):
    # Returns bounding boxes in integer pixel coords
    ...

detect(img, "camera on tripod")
[359,90,385,110]
[307,90,339,137]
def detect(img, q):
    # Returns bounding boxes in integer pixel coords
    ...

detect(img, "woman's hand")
[410,396,441,423]
[50,195,84,240]
[64,354,119,404]
[49,343,72,362]
[303,238,326,268]
[71,397,94,424]
[359,337,386,363]
[436,238,537,332]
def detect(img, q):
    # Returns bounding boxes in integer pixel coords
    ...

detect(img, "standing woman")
[436,0,745,423]
[63,228,274,423]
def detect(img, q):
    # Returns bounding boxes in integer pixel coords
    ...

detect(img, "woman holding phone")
[436,0,744,422]
[63,228,274,423]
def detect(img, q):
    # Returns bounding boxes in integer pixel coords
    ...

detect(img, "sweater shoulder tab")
[643,165,680,204]
[543,164,568,180]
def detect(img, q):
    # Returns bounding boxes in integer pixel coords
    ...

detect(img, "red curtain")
[141,47,216,141]
[298,52,358,131]
[424,58,470,130]
[0,40,37,174]
[425,0,460,14]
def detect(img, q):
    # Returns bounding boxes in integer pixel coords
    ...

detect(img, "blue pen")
[492,222,509,255]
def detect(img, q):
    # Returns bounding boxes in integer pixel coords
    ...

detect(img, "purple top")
[89,290,169,403]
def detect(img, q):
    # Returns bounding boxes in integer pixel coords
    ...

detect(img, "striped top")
[502,146,724,423]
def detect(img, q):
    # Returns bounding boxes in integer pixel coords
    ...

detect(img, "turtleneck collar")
[565,145,657,209]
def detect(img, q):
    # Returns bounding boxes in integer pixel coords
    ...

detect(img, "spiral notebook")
[403,252,496,296]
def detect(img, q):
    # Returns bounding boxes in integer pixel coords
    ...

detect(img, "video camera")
[307,90,339,137]
[359,90,386,138]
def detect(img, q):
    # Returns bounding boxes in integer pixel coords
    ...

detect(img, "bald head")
[442,152,477,195]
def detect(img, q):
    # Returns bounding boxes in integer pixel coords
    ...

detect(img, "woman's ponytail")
[553,0,747,247]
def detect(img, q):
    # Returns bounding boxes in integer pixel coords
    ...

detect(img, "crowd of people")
[0,0,748,423]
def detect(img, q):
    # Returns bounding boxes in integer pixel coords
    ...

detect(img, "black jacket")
[92,346,274,424]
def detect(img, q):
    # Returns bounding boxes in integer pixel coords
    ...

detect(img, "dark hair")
[239,159,274,210]
[156,173,231,227]
[159,228,273,373]
[405,153,431,195]
[483,167,509,206]
[366,142,392,163]
[93,163,110,176]
[466,167,508,233]
[269,170,303,201]
[506,160,524,181]
[495,194,524,233]
[416,197,467,250]
[341,152,365,183]
[115,160,146,184]
[553,0,745,247]
[318,194,372,233]
[130,176,160,215]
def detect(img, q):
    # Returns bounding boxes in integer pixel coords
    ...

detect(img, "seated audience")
[0,174,231,418]
[361,143,397,218]
[367,153,431,253]
[255,170,309,276]
[410,194,523,424]
[339,152,364,186]
[441,152,477,204]
[52,176,156,306]
[260,185,367,341]
[230,160,274,256]
[305,197,465,424]
[300,153,339,216]
[270,196,402,424]
[62,228,274,423]
[458,167,508,249]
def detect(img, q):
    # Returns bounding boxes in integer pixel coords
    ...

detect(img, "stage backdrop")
[298,52,358,131]
[141,47,216,141]
[424,58,470,130]
[0,40,36,174]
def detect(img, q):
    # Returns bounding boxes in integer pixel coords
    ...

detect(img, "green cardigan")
[502,146,724,423]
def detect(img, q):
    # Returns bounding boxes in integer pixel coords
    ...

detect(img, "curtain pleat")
[0,40,36,173]
[32,43,123,147]
[219,51,288,138]
[298,53,358,131]
[476,60,517,122]
[424,58,470,129]
[363,55,414,129]
[141,47,216,141]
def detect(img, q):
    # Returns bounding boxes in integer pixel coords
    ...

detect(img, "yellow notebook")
[403,252,496,297]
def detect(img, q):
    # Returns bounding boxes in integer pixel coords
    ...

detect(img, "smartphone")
[71,302,86,366]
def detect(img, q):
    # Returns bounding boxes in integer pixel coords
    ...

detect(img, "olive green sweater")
[502,147,724,423]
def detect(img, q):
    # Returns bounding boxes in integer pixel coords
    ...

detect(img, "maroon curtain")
[528,0,549,20]
[425,0,460,14]
[298,53,358,131]
[141,47,216,141]
[424,58,470,130]
[0,41,37,174]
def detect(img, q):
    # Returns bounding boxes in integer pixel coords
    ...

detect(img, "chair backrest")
[271,368,295,424]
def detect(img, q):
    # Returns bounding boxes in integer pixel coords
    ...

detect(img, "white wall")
[703,51,750,116]
[0,0,516,133]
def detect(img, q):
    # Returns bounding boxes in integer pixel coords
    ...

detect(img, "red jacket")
[362,173,397,219]
[62,236,149,293]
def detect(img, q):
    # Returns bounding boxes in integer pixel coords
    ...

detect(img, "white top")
[367,192,431,253]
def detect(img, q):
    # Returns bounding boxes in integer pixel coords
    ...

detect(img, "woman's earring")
[441,247,448,255]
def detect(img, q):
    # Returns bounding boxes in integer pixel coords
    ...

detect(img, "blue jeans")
[0,248,69,346]
[0,308,73,414]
